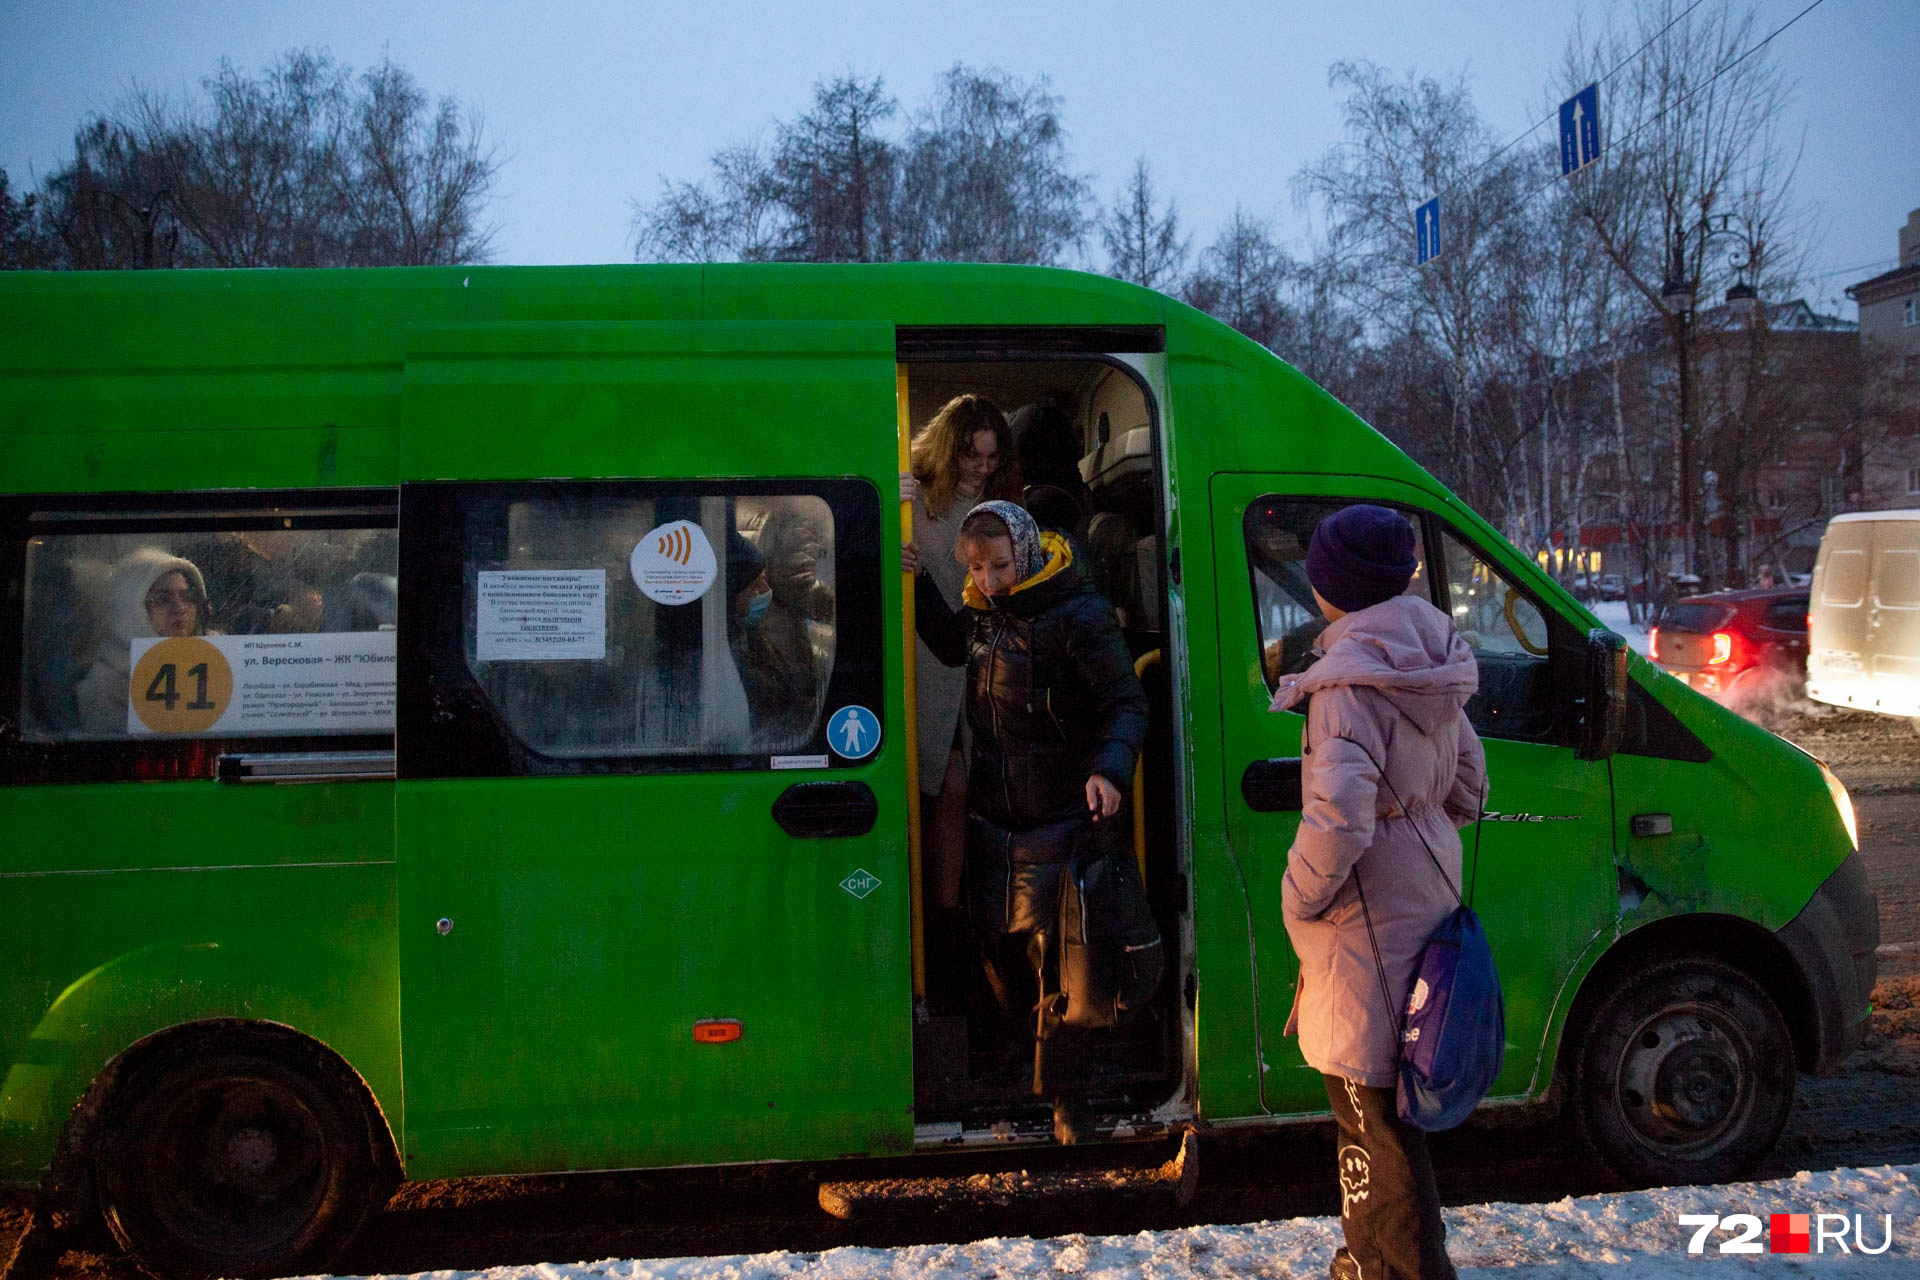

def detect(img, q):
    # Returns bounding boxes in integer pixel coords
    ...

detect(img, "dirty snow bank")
[324,1162,1920,1279]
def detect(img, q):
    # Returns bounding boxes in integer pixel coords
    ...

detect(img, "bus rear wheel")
[93,1029,385,1280]
[1573,958,1794,1187]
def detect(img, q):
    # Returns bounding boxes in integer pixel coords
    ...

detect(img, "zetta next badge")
[630,520,717,605]
[828,704,880,760]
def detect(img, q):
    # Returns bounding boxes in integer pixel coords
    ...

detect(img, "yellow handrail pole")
[1131,649,1163,887]
[897,365,927,1002]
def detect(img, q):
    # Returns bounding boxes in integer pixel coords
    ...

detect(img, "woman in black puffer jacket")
[911,500,1149,1143]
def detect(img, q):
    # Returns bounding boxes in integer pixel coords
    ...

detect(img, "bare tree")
[769,74,899,262]
[1,168,53,268]
[1101,157,1187,290]
[1182,207,1292,349]
[37,118,184,268]
[632,141,782,263]
[32,49,498,269]
[1563,0,1804,581]
[895,65,1091,265]
[1296,60,1534,521]
[343,57,499,265]
[633,64,1091,268]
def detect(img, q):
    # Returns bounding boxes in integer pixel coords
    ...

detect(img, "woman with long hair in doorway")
[901,394,1021,1014]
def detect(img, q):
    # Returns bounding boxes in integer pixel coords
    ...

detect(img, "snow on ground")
[323,1163,1920,1279]
[1590,600,1650,657]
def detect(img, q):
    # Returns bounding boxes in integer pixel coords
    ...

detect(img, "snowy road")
[316,1164,1920,1279]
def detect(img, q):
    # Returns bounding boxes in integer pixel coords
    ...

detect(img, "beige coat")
[1270,595,1487,1087]
[911,490,972,793]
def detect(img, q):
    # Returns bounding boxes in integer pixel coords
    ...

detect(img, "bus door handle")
[772,781,879,838]
[1241,757,1303,813]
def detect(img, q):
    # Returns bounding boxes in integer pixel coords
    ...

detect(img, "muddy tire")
[93,1029,384,1280]
[1573,959,1794,1186]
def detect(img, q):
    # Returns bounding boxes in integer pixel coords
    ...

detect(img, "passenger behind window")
[736,503,834,747]
[268,580,325,634]
[75,548,209,735]
[319,572,399,632]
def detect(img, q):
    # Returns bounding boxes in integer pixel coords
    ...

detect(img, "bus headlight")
[1817,760,1859,851]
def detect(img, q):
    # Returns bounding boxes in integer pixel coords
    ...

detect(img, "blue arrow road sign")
[1559,83,1601,176]
[1415,197,1441,265]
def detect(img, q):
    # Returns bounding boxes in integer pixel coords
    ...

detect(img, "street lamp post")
[1659,213,1759,585]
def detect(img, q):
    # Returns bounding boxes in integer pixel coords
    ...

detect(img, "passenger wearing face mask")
[909,500,1148,1144]
[76,548,211,735]
[900,395,1022,1014]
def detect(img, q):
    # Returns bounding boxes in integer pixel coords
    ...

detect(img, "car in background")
[1594,572,1628,601]
[1650,585,1810,701]
[1807,509,1920,717]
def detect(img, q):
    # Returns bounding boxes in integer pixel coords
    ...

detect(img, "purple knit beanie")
[1305,504,1419,612]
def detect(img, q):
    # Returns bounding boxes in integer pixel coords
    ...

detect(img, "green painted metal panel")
[0,783,397,1183]
[393,317,911,1176]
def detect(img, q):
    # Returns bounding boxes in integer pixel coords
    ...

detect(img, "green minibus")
[0,264,1876,1278]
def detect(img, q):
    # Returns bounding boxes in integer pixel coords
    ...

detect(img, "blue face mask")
[743,588,772,627]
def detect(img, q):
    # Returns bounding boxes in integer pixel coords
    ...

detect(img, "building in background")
[1846,207,1920,511]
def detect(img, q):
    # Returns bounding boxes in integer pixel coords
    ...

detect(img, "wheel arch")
[2,930,401,1192]
[44,1018,402,1227]
[1559,912,1818,1085]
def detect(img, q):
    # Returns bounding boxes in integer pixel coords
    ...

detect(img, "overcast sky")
[3,0,1913,317]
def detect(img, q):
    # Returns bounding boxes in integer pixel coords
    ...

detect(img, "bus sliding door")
[393,324,912,1178]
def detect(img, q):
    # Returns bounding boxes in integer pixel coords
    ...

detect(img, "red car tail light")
[1648,626,1661,660]
[1708,631,1735,665]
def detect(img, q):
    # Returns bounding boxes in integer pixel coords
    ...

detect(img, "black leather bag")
[1057,841,1164,1030]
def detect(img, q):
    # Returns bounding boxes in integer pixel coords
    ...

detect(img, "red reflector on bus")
[693,1019,742,1044]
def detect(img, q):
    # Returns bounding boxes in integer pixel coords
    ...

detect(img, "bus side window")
[1434,529,1554,741]
[403,478,883,779]
[5,494,398,780]
[462,492,835,758]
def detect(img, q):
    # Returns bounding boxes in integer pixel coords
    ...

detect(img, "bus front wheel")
[1573,958,1794,1186]
[93,1028,385,1280]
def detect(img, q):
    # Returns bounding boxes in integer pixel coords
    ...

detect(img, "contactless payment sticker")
[631,520,717,605]
[828,705,880,760]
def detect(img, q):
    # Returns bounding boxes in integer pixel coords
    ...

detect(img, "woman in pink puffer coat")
[1269,504,1486,1280]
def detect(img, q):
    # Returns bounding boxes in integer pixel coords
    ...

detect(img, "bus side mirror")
[1576,629,1629,761]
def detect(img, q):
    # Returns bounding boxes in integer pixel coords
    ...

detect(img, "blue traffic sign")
[1415,197,1442,266]
[1559,83,1601,176]
[828,704,881,760]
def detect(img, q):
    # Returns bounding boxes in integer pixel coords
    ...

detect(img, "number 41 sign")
[125,631,396,736]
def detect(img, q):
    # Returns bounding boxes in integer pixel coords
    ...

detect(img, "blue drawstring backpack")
[1392,901,1504,1130]
[1353,747,1505,1132]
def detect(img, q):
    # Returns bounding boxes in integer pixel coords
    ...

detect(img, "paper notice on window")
[476,570,607,661]
[126,631,396,736]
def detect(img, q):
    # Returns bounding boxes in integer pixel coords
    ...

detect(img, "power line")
[1803,257,1898,282]
[1592,0,1829,173]
[1484,0,1834,249]
[1424,0,1831,257]
[1459,0,1712,192]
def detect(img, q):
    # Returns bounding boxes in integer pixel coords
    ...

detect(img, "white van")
[1807,510,1920,716]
